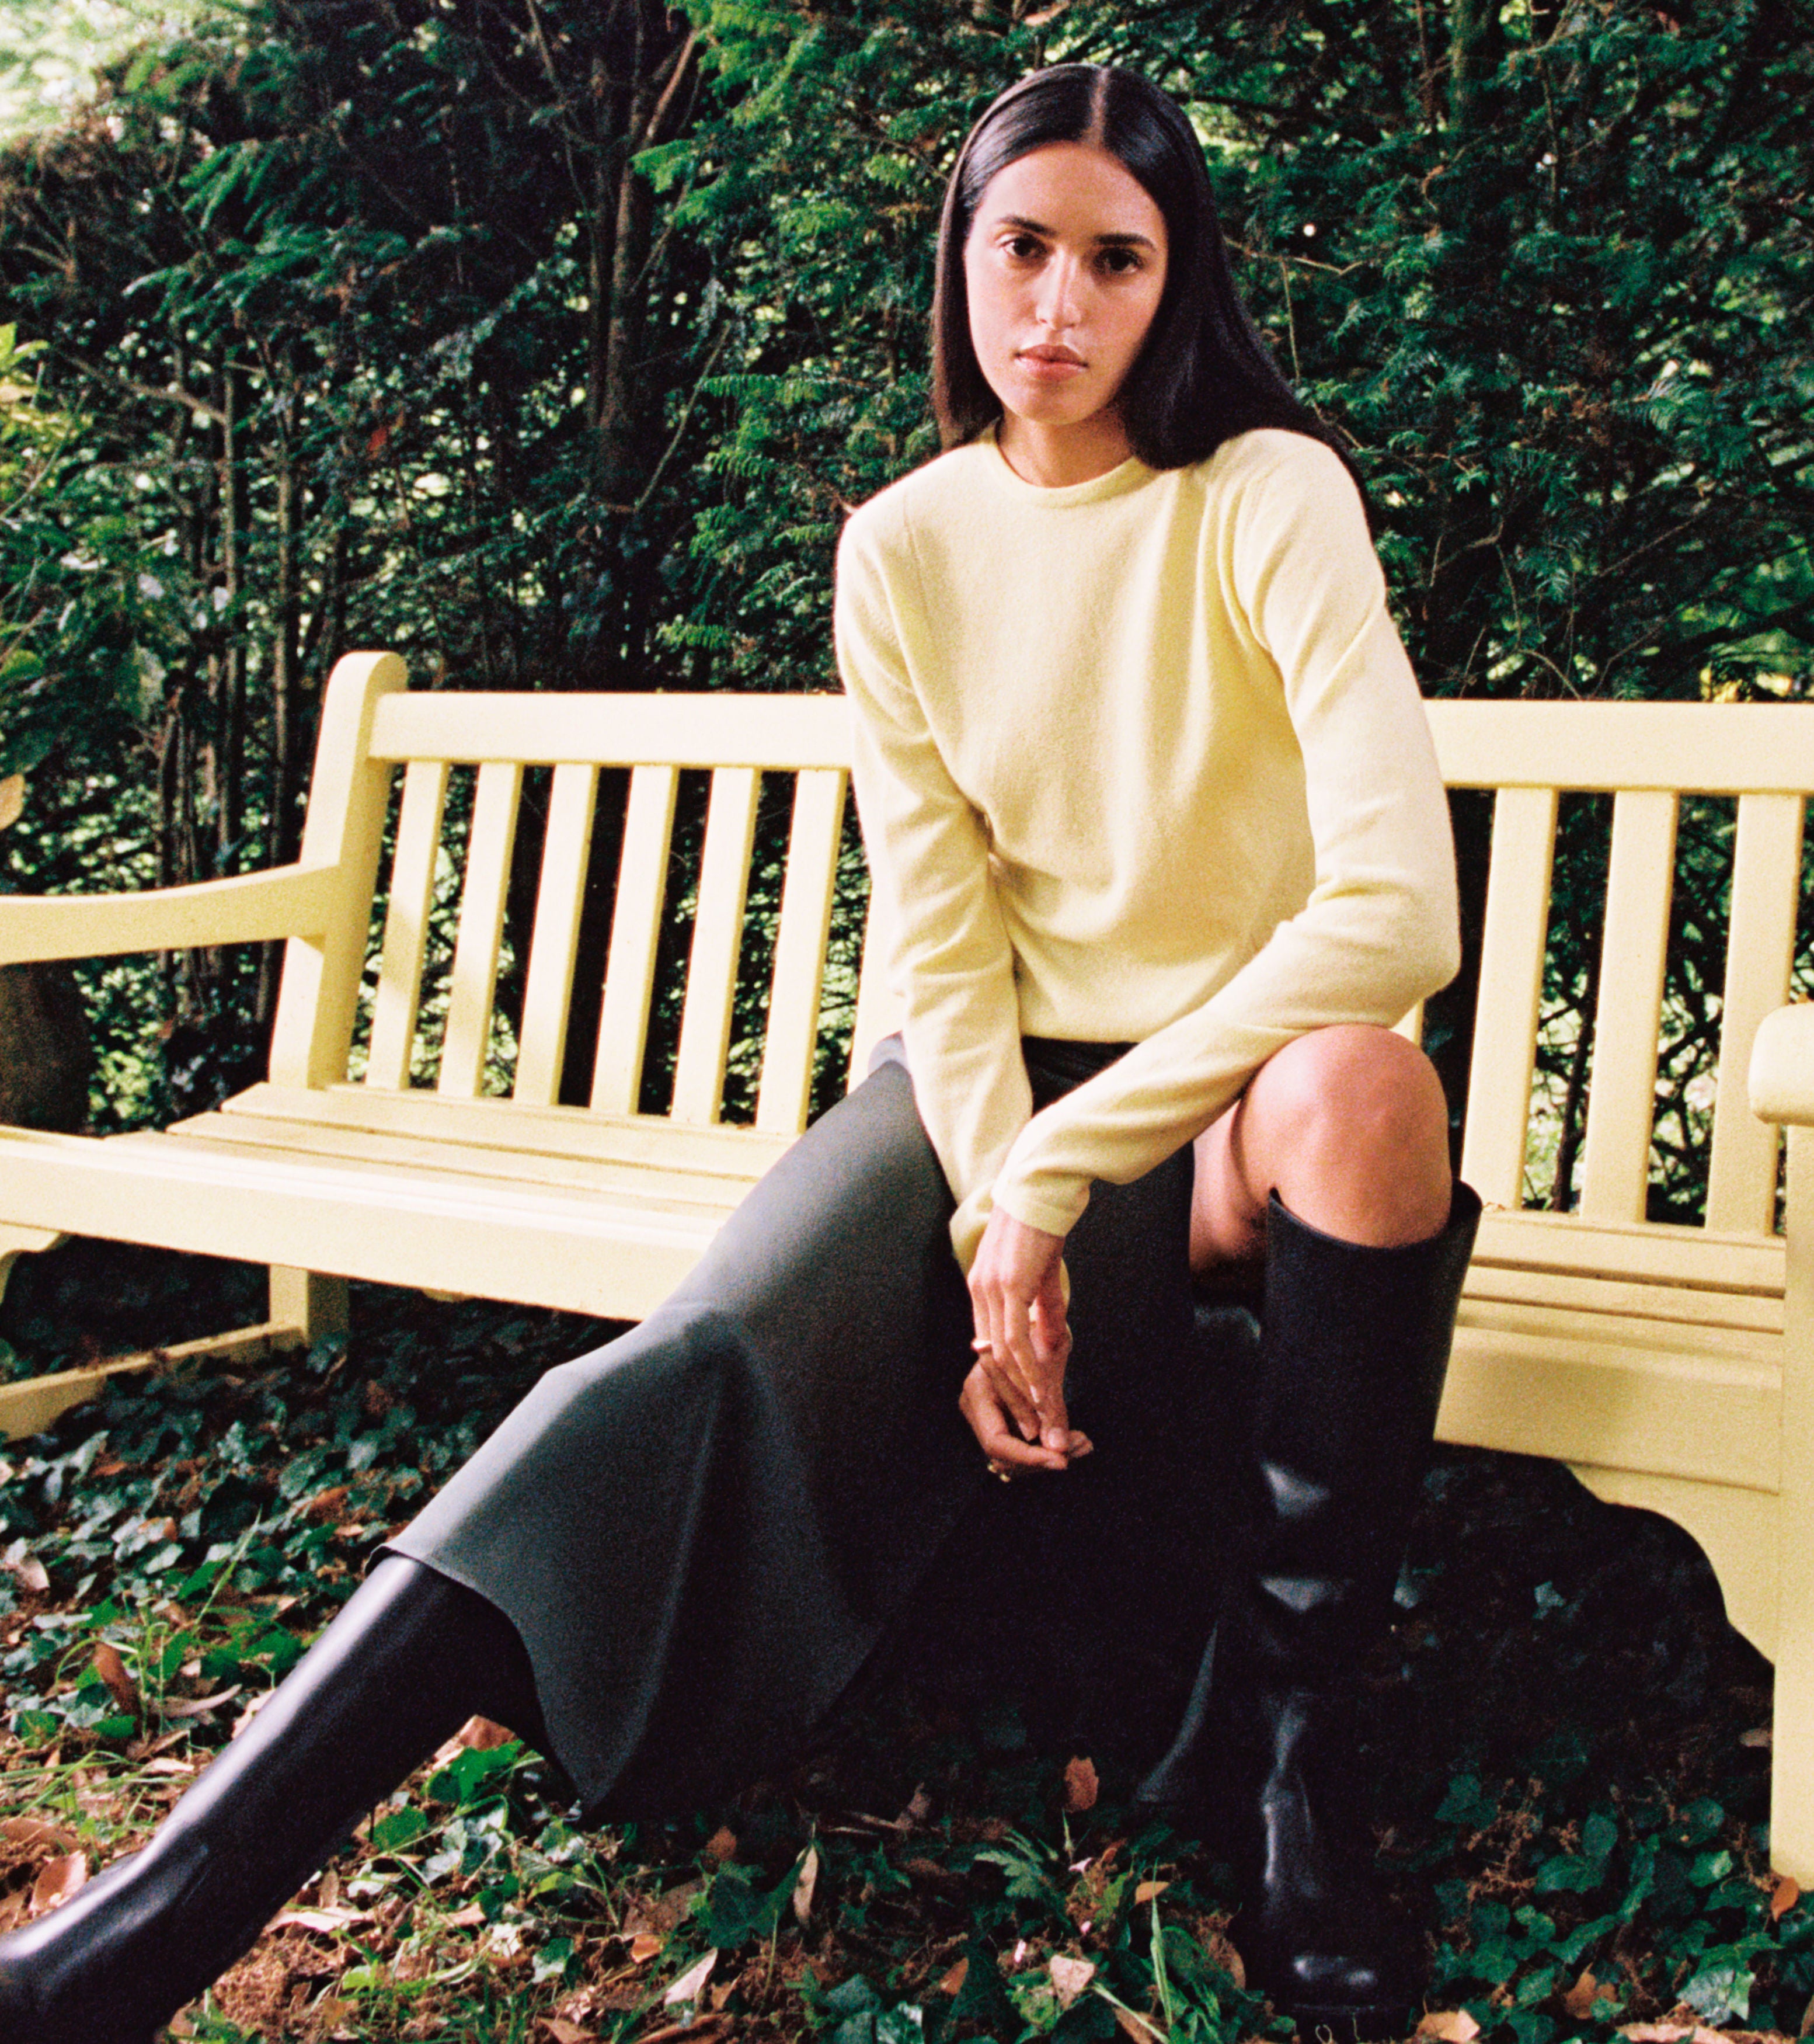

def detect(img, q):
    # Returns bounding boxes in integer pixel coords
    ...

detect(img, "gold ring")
[986,1459,1013,1482]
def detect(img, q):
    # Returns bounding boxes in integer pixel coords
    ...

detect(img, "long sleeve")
[835,510,1034,1243]
[986,444,1459,1245]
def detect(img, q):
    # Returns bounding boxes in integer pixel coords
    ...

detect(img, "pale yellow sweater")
[834,426,1459,1271]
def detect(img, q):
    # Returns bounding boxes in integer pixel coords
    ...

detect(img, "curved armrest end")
[1750,1003,1814,1127]
[0,863,343,967]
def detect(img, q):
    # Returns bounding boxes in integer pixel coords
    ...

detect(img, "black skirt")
[384,1037,1204,1820]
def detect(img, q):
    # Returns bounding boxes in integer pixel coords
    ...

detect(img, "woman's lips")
[1016,346,1087,381]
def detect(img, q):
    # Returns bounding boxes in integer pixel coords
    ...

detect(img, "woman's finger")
[959,1364,1071,1472]
[974,1336,1042,1443]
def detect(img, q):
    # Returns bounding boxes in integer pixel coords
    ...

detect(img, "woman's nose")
[1035,253,1084,331]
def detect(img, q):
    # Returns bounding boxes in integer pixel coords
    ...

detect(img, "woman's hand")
[963,1206,1089,1471]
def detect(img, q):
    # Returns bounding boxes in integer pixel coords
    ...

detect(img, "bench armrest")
[1750,1003,1814,1126]
[0,863,342,967]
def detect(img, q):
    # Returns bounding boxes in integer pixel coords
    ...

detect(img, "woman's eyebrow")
[990,212,1159,250]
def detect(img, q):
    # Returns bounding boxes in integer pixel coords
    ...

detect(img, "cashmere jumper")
[834,425,1460,1271]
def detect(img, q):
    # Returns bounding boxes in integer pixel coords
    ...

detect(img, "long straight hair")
[931,65,1347,477]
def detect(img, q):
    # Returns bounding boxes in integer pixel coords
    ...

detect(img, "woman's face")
[962,140,1169,477]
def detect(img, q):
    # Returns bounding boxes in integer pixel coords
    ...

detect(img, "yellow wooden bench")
[1,651,1812,1873]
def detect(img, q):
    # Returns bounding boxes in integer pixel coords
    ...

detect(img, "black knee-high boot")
[1138,1184,1481,2041]
[0,1555,546,2044]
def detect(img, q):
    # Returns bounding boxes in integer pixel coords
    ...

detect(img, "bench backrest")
[270,658,1813,1242]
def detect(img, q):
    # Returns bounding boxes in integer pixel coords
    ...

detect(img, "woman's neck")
[994,410,1134,489]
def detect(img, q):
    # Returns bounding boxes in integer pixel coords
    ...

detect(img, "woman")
[0,64,1478,2044]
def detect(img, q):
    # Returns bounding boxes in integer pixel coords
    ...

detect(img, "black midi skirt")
[384,1038,1203,1821]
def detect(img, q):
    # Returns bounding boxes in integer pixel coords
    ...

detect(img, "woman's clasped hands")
[960,1204,1094,1477]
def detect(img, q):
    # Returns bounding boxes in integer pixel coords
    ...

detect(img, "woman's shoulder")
[840,439,1000,562]
[1195,426,1355,499]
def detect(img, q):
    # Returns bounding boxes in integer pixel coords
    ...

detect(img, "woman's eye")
[1099,247,1144,276]
[1002,235,1043,260]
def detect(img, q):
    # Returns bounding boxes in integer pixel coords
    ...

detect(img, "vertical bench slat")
[438,761,523,1099]
[1460,787,1558,1208]
[756,769,848,1135]
[1579,789,1678,1221]
[366,759,450,1090]
[514,764,600,1108]
[592,764,680,1114]
[673,767,761,1125]
[1707,791,1805,1233]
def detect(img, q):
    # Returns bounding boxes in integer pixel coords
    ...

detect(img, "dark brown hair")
[931,64,1346,474]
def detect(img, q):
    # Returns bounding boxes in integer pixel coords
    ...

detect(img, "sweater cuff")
[988,1170,1091,1246]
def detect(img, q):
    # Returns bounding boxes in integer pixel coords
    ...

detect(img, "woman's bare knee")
[1237,1026,1451,1247]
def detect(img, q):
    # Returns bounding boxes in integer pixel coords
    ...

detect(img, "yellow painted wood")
[1460,787,1558,1207]
[370,689,851,770]
[365,759,451,1089]
[1752,1003,1814,1127]
[756,769,847,1134]
[1457,1293,1780,1364]
[1427,700,1814,795]
[0,863,340,968]
[268,652,410,1089]
[592,765,678,1114]
[0,1320,303,1442]
[1773,1125,1814,1878]
[180,1110,770,1211]
[0,1124,727,1321]
[1579,790,1678,1221]
[1576,1465,1778,1661]
[672,766,760,1125]
[1438,1318,1779,1493]
[1708,794,1803,1231]
[514,764,600,1107]
[438,762,523,1099]
[1463,1261,1783,1336]
[217,1082,791,1177]
[268,1266,349,1345]
[1474,1207,1784,1294]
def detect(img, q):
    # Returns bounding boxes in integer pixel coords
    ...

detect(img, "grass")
[2,1235,1812,2043]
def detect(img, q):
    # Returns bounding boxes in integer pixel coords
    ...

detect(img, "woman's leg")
[1145,1023,1479,2041]
[0,1054,970,2042]
[0,1555,542,2044]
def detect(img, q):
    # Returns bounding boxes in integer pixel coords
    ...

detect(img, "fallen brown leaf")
[1113,2007,1163,2042]
[267,1906,375,1933]
[664,1949,718,2005]
[1563,1970,1614,2021]
[444,1903,486,1928]
[31,1854,87,1915]
[0,774,23,831]
[636,2017,733,2044]
[92,1642,139,1717]
[1416,2012,1481,2042]
[5,1552,48,1596]
[164,1685,242,1721]
[628,1932,664,1964]
[1774,1875,1802,1921]
[1050,1955,1095,2010]
[899,1783,932,1827]
[457,1715,516,1751]
[541,2021,596,2044]
[1064,1756,1099,1813]
[1,1816,69,1852]
[792,1844,819,1927]
[705,1826,739,1864]
[938,1958,969,1996]
[1133,1880,1169,1905]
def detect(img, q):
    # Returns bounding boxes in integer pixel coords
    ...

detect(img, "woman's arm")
[987,436,1460,1246]
[835,505,1036,1262]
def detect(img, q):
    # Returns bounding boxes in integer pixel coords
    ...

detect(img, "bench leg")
[269,1266,350,1349]
[0,1244,345,1445]
[1773,1128,1814,1880]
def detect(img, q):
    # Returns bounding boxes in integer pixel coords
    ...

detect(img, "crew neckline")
[978,424,1155,506]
